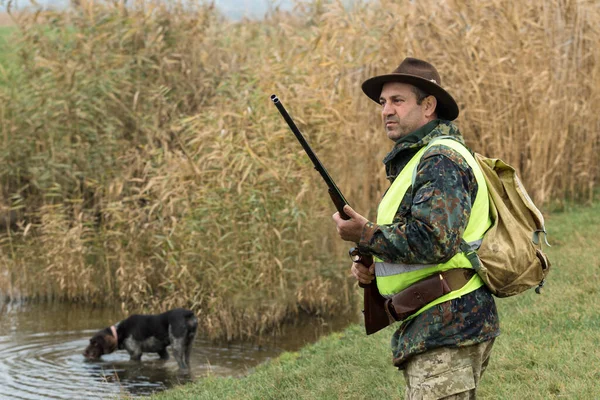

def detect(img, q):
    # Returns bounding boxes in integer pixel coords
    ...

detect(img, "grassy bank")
[151,202,600,400]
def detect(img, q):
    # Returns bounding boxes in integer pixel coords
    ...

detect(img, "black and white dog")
[83,308,197,370]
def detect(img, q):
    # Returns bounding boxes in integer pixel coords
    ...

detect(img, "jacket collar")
[383,119,465,166]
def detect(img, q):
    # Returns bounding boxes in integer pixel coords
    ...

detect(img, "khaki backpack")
[466,154,551,297]
[424,138,551,297]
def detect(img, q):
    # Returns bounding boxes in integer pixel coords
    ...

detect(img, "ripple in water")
[0,329,249,399]
[0,302,355,399]
[0,304,273,399]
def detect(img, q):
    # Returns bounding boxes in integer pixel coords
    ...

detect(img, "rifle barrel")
[270,94,349,207]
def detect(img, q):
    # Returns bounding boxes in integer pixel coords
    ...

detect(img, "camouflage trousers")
[402,339,495,400]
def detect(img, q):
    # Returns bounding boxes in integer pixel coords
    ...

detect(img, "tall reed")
[0,0,598,339]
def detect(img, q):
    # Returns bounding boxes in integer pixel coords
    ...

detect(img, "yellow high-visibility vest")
[375,138,492,321]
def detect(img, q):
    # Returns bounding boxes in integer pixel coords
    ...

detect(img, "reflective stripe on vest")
[376,239,483,284]
[374,138,492,319]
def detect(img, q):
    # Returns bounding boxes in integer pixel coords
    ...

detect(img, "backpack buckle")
[535,279,546,294]
[533,230,551,247]
[459,240,482,272]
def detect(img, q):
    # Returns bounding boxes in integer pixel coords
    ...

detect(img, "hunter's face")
[379,82,432,141]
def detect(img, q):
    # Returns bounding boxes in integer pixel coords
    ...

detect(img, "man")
[332,58,500,399]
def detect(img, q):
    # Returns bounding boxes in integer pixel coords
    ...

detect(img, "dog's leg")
[184,314,198,369]
[127,349,142,361]
[124,337,142,362]
[128,348,142,361]
[171,338,186,369]
[169,326,187,370]
[184,330,196,368]
[158,348,170,360]
[184,340,192,368]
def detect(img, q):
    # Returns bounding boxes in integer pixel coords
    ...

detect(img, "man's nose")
[382,102,395,117]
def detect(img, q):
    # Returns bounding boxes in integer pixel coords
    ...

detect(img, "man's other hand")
[351,261,375,285]
[332,205,368,243]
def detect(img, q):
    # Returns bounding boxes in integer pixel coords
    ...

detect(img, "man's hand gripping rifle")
[271,95,391,335]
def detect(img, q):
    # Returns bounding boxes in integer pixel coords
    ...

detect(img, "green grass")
[151,202,600,400]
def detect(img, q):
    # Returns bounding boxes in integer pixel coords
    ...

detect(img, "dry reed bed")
[0,0,598,339]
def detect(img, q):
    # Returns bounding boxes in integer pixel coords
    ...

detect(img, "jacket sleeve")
[358,147,478,264]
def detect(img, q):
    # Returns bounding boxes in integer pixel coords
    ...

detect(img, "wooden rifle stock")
[349,248,393,335]
[271,94,392,335]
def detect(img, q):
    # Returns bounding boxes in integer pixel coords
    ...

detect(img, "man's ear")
[424,95,437,118]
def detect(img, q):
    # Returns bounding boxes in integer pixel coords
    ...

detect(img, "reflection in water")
[83,357,195,397]
[0,301,357,399]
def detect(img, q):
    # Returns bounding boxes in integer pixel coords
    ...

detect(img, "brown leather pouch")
[385,273,452,321]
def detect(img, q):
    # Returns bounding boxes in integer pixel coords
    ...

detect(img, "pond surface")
[0,301,357,399]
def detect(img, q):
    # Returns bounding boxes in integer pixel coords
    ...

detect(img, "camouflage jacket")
[358,119,500,368]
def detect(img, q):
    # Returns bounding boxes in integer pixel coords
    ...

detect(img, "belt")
[385,268,477,322]
[440,268,476,291]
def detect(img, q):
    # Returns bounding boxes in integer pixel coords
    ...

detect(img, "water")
[0,301,357,399]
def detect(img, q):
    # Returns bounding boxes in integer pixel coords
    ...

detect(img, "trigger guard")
[348,247,361,262]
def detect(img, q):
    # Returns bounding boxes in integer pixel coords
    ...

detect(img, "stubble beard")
[385,121,408,141]
[385,114,424,141]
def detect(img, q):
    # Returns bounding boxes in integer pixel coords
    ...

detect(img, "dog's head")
[83,328,118,360]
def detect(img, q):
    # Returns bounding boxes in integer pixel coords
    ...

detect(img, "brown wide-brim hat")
[361,57,459,121]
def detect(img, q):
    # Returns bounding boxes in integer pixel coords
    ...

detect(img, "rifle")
[270,94,392,335]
